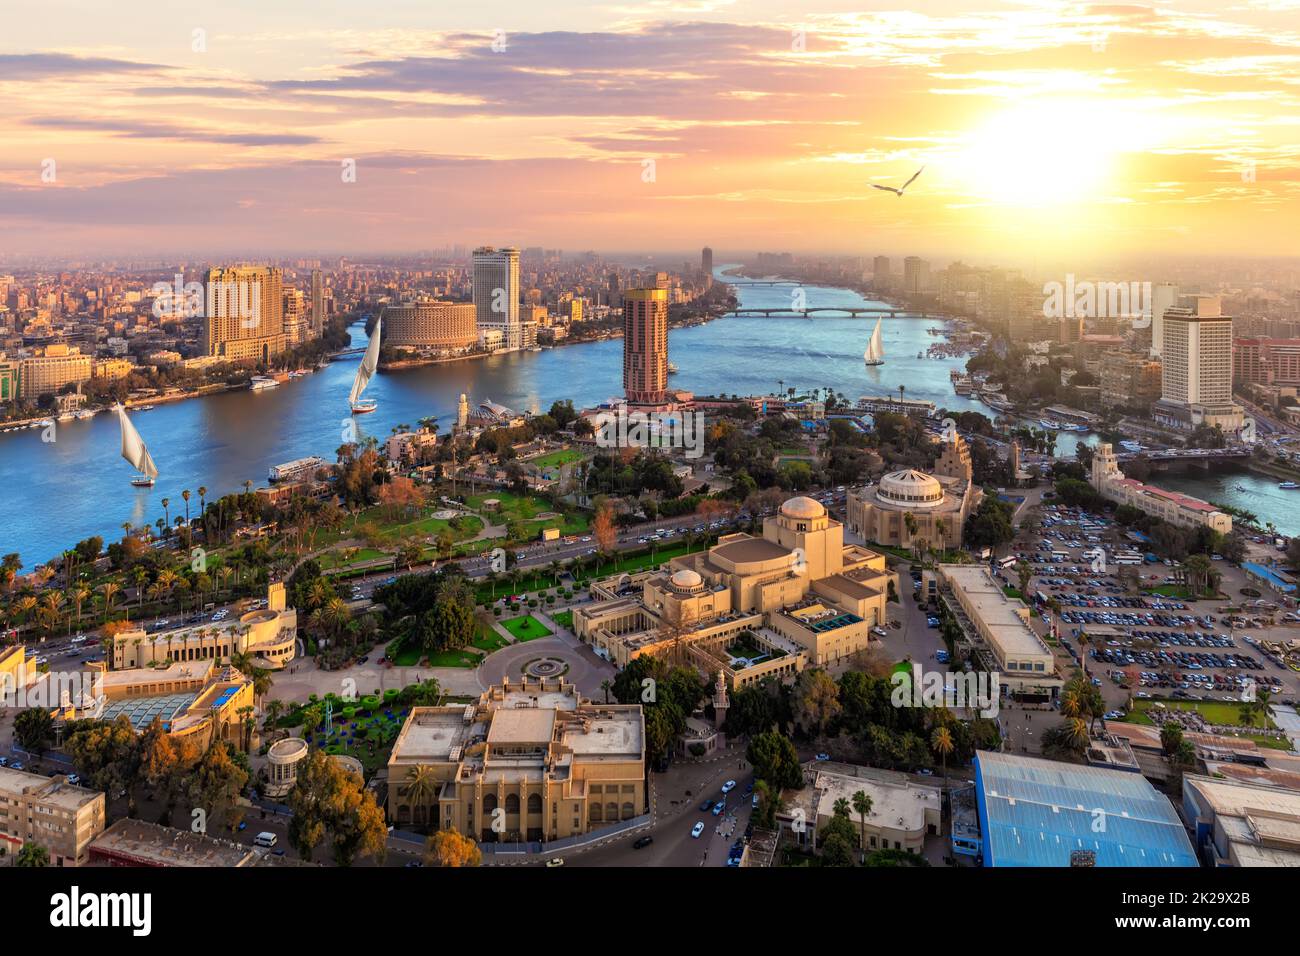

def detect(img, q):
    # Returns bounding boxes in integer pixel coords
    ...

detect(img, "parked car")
[721,780,736,793]
[545,857,565,868]
[632,835,654,849]
[691,822,705,838]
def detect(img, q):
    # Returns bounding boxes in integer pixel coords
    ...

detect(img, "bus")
[998,555,1019,570]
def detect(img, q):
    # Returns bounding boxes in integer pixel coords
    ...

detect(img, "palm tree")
[600,679,612,704]
[41,591,66,636]
[160,498,171,530]
[404,765,438,827]
[931,725,954,792]
[832,796,850,819]
[70,584,90,628]
[851,789,873,863]
[98,581,122,620]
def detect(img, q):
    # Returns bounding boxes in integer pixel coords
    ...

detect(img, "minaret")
[712,670,729,729]
[457,393,469,430]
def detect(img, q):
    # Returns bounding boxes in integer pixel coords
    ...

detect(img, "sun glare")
[955,101,1139,206]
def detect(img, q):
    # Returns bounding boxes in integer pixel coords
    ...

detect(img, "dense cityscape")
[2,0,1296,936]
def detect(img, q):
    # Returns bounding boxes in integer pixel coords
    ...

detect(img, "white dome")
[780,496,826,520]
[876,469,945,510]
[670,568,703,590]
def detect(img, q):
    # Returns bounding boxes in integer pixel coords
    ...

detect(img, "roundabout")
[476,633,616,699]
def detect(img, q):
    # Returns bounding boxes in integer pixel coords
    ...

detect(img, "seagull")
[871,166,925,197]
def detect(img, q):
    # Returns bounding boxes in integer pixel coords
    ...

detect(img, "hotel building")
[203,265,286,363]
[622,286,669,406]
[574,496,896,687]
[1090,443,1232,534]
[387,678,645,843]
[0,767,105,866]
[382,299,478,351]
[1154,294,1242,431]
[18,344,92,399]
[0,355,19,402]
[472,247,522,350]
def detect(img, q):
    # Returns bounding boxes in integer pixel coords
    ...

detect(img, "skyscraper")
[873,256,890,280]
[472,246,521,351]
[310,269,325,336]
[623,287,669,406]
[903,256,930,294]
[204,265,285,363]
[1155,294,1241,431]
[701,246,713,279]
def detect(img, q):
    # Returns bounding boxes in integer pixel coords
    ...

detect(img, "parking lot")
[1003,503,1300,715]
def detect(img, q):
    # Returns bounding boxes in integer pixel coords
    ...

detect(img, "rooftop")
[975,750,1197,867]
[0,766,103,813]
[89,818,256,867]
[940,564,1052,661]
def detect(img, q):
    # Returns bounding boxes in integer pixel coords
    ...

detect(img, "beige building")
[1155,294,1243,431]
[19,343,92,399]
[623,287,669,406]
[92,357,135,381]
[91,660,257,751]
[383,299,478,351]
[0,767,105,866]
[781,763,942,855]
[203,265,286,363]
[1090,443,1232,534]
[846,434,980,551]
[110,582,297,670]
[934,564,1062,697]
[1182,774,1300,866]
[574,496,896,687]
[387,678,645,843]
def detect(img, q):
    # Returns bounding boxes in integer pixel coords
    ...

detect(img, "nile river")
[0,267,1273,565]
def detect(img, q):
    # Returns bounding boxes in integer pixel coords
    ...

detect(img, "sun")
[954,100,1139,206]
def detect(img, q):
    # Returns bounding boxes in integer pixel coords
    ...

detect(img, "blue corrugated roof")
[975,751,1197,867]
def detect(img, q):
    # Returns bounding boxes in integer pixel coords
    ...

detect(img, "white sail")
[349,315,382,406]
[864,318,885,365]
[117,405,158,478]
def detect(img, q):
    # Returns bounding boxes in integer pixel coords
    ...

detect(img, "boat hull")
[350,401,378,414]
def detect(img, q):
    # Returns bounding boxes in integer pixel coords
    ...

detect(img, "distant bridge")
[1114,447,1252,466]
[725,307,940,318]
[724,280,802,286]
[330,348,366,359]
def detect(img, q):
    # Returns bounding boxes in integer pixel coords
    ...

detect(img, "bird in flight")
[870,166,924,197]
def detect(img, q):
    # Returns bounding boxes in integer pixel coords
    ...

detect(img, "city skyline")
[2,1,1298,259]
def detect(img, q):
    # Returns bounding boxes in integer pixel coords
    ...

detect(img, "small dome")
[670,568,703,590]
[780,496,826,520]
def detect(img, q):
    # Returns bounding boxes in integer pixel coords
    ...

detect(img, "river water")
[0,266,1251,566]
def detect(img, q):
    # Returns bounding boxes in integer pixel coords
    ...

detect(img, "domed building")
[574,494,897,688]
[846,434,981,551]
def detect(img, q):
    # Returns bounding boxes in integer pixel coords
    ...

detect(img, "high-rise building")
[203,265,285,363]
[873,256,890,280]
[701,246,713,279]
[1148,282,1177,358]
[282,287,308,346]
[1155,295,1242,431]
[903,256,930,294]
[310,269,325,335]
[623,287,669,406]
[472,246,521,350]
[457,393,469,430]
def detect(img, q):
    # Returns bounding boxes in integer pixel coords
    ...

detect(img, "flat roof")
[975,751,1197,867]
[799,764,940,833]
[0,766,102,813]
[941,564,1052,660]
[487,708,557,745]
[99,660,212,689]
[90,818,255,867]
[711,537,791,565]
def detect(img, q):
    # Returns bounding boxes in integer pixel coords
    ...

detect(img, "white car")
[721,780,736,794]
[691,822,705,839]
[545,857,565,868]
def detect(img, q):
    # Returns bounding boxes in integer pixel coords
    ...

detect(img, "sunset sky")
[2,0,1298,261]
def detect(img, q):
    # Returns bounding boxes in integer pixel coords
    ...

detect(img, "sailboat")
[116,404,158,487]
[864,317,885,367]
[349,315,381,414]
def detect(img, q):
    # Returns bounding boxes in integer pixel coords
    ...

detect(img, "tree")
[931,725,954,791]
[818,812,857,867]
[424,828,482,867]
[851,790,873,863]
[16,842,50,867]
[747,729,803,791]
[403,765,438,828]
[13,707,54,755]
[792,668,841,737]
[288,749,387,866]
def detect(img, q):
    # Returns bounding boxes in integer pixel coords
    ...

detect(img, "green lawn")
[501,614,553,642]
[1129,698,1276,730]
[466,491,589,537]
[473,619,509,654]
[532,449,584,470]
[550,610,574,630]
